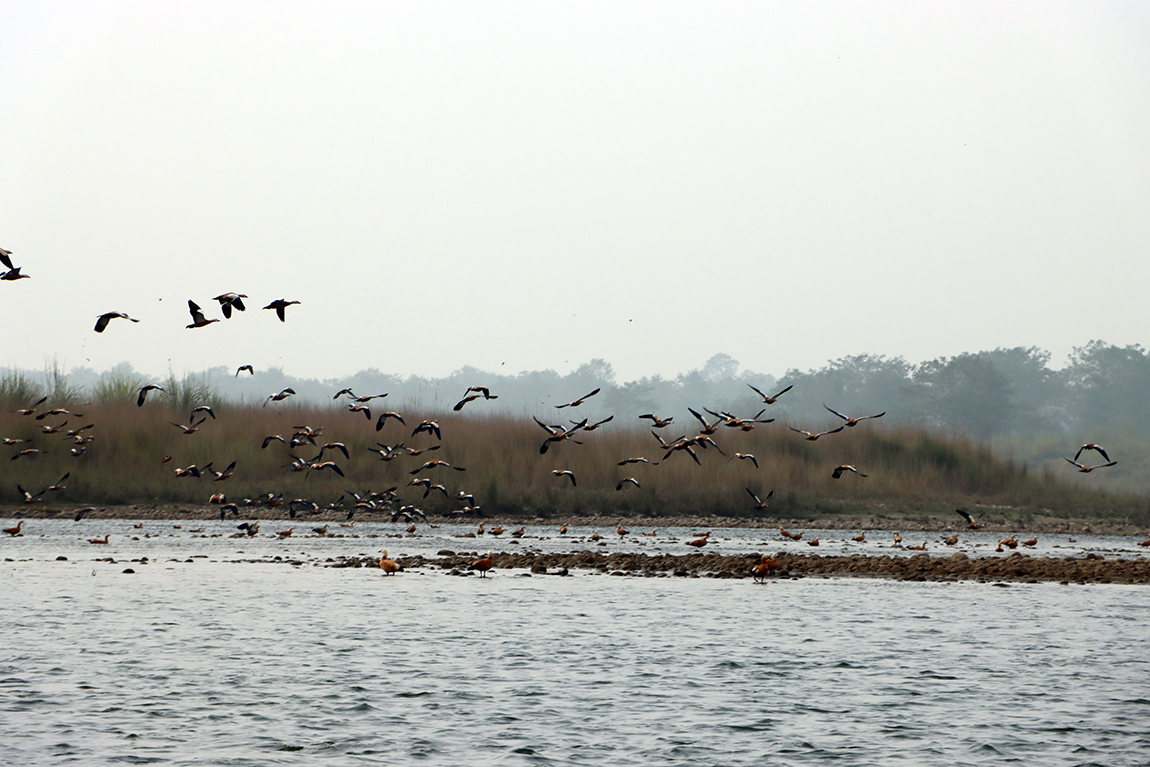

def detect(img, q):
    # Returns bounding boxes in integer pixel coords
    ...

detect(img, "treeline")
[3,341,1148,438]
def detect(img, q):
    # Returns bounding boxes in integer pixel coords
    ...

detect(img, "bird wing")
[823,404,849,421]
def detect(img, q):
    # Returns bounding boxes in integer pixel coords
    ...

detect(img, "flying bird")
[1064,457,1117,473]
[551,469,576,486]
[264,388,296,407]
[789,425,846,441]
[831,465,867,479]
[186,300,219,329]
[94,312,140,333]
[747,383,793,404]
[263,299,301,322]
[212,293,248,318]
[555,388,601,409]
[616,477,641,491]
[639,413,674,428]
[730,453,759,468]
[235,365,254,376]
[1073,443,1111,463]
[955,509,985,529]
[137,384,164,406]
[747,488,773,510]
[823,404,886,427]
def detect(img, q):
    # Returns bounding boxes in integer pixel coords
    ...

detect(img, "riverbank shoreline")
[3,502,1147,536]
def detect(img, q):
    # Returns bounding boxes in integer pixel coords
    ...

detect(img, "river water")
[3,520,1149,766]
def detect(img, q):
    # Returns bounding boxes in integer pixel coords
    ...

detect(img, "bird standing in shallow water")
[473,551,494,576]
[379,549,399,575]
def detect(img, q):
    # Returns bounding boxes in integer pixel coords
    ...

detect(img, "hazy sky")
[3,1,1149,383]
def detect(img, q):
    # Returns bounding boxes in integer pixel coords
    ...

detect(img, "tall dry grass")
[1,400,1144,522]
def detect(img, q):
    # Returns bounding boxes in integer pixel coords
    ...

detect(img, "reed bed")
[1,399,1144,523]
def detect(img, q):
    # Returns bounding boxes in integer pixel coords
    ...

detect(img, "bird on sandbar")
[94,312,140,333]
[4,520,24,536]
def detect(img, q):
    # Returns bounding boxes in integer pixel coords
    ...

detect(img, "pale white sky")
[2,1,1148,382]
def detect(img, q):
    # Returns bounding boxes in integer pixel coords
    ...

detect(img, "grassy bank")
[2,399,1146,525]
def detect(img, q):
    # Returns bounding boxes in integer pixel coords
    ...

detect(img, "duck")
[685,536,708,548]
[94,312,140,333]
[186,300,219,329]
[893,532,902,546]
[906,542,927,551]
[263,299,301,322]
[379,549,399,575]
[730,453,759,468]
[955,509,985,529]
[555,388,601,409]
[473,550,494,576]
[551,470,576,486]
[747,488,773,510]
[212,293,248,318]
[747,383,793,404]
[137,384,164,407]
[751,554,778,582]
[942,534,958,545]
[807,538,820,546]
[3,520,23,536]
[616,477,641,491]
[235,364,254,376]
[88,534,109,544]
[831,465,867,479]
[853,532,866,542]
[616,525,629,537]
[264,388,296,407]
[789,425,846,441]
[823,404,885,427]
[1022,537,1038,547]
[639,413,674,428]
[1073,443,1110,463]
[1064,457,1118,473]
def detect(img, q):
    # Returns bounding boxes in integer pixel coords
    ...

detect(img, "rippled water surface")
[3,521,1150,766]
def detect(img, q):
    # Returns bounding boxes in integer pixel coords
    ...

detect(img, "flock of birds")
[0,243,1133,568]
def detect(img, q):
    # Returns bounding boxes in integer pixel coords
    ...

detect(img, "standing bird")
[379,549,399,575]
[4,520,24,535]
[263,299,301,322]
[186,300,219,329]
[472,550,494,577]
[748,383,793,404]
[751,554,778,582]
[823,404,886,427]
[94,312,140,333]
[555,388,601,409]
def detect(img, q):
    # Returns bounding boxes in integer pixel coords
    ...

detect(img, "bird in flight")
[639,413,674,428]
[213,293,248,318]
[1073,443,1110,463]
[730,453,759,468]
[955,509,985,529]
[747,488,773,510]
[264,388,296,407]
[747,383,793,404]
[831,465,867,479]
[94,312,140,333]
[551,469,576,486]
[186,300,219,329]
[789,426,846,441]
[555,388,601,409]
[235,365,254,376]
[616,477,641,491]
[263,299,301,322]
[823,404,886,427]
[1064,457,1117,473]
[137,385,164,407]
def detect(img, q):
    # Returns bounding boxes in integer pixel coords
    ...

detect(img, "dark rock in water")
[122,568,135,574]
[56,556,68,561]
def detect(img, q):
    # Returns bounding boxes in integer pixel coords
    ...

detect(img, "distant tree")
[1064,341,1150,433]
[911,354,1014,438]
